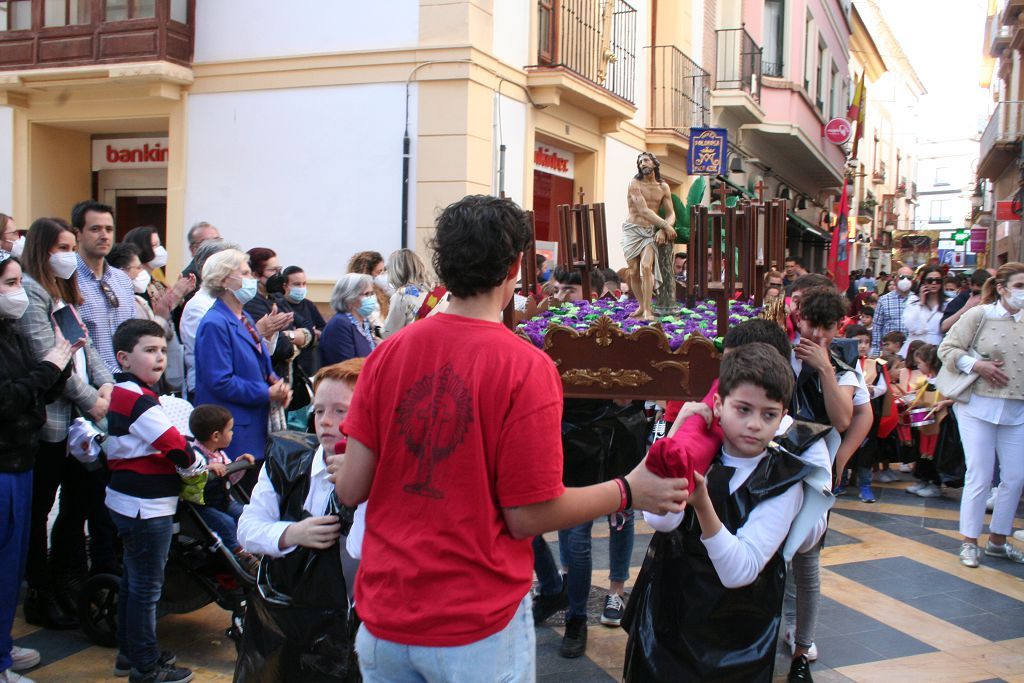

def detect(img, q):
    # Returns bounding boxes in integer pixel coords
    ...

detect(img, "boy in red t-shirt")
[337,195,688,682]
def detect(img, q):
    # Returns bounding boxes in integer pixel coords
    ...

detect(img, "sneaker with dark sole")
[128,664,192,683]
[532,583,568,625]
[600,593,625,627]
[115,652,176,678]
[559,616,588,659]
[788,654,813,682]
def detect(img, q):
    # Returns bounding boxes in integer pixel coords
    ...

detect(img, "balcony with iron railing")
[645,44,709,159]
[711,27,763,124]
[528,0,638,127]
[978,101,1024,180]
[0,0,193,70]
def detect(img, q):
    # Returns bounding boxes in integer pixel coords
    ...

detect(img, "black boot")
[23,588,80,630]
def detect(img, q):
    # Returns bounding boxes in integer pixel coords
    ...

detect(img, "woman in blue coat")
[194,249,291,491]
[320,273,377,366]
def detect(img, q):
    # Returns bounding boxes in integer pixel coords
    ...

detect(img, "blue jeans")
[356,593,534,682]
[110,511,174,672]
[0,471,32,673]
[195,500,243,551]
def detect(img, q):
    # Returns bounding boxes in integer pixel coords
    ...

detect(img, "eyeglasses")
[98,280,120,309]
[897,275,914,281]
[768,282,783,288]
[923,278,943,285]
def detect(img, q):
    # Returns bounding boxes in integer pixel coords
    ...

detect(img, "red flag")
[847,73,866,160]
[828,181,851,293]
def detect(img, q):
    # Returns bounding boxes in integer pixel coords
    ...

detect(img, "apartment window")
[170,0,186,23]
[815,39,826,112]
[105,0,155,21]
[803,14,814,92]
[763,0,785,77]
[934,166,950,186]
[0,0,32,30]
[44,0,91,26]
[829,62,839,118]
[929,199,951,223]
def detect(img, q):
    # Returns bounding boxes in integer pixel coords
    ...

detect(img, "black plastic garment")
[790,350,857,426]
[621,448,812,683]
[560,399,648,487]
[936,411,966,488]
[234,432,360,683]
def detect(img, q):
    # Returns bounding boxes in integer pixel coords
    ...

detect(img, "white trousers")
[956,408,1024,538]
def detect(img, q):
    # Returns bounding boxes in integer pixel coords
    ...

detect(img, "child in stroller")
[77,394,261,669]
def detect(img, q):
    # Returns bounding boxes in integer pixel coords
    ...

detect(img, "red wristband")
[614,477,628,513]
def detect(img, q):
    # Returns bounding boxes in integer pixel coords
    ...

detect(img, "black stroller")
[77,458,260,649]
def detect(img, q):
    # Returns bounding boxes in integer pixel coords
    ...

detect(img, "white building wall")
[0,107,12,214]
[492,0,531,69]
[184,83,413,283]
[604,136,644,270]
[493,94,527,203]
[193,0,419,63]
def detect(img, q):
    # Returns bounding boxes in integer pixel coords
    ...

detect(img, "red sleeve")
[646,380,723,493]
[495,357,566,508]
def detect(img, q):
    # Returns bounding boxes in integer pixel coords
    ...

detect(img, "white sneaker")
[960,542,981,568]
[782,624,817,661]
[0,670,35,683]
[8,648,39,673]
[898,463,913,473]
[915,483,943,498]
[985,540,1024,563]
[1014,530,1024,543]
[876,470,896,483]
[906,481,926,494]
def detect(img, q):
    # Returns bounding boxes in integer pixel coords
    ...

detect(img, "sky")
[875,0,990,142]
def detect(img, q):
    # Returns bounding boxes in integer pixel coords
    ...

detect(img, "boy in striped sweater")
[105,319,203,683]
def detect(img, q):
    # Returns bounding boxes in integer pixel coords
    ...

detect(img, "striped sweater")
[105,373,201,517]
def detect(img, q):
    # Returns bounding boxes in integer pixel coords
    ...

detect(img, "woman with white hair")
[193,249,292,492]
[381,249,448,338]
[320,273,377,365]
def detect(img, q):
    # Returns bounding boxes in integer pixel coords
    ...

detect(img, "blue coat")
[320,313,373,366]
[193,298,275,461]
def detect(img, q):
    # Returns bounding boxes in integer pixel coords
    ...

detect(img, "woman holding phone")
[0,253,78,679]
[16,218,114,631]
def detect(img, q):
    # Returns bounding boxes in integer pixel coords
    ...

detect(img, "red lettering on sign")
[534,147,570,174]
[105,143,168,165]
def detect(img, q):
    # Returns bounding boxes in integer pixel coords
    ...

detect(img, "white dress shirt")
[789,336,871,407]
[644,415,813,587]
[954,302,1024,426]
[899,294,944,357]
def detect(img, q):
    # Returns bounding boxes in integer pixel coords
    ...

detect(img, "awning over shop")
[788,211,831,243]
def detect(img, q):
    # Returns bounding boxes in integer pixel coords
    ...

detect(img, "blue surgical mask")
[232,277,258,305]
[357,295,379,317]
[945,290,956,299]
[287,287,307,303]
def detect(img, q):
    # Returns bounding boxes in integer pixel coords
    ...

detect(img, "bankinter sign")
[91,137,169,171]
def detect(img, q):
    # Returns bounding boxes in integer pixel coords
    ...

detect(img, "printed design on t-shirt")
[395,362,474,499]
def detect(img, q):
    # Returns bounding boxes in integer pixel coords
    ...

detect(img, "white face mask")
[1007,288,1024,310]
[132,269,152,294]
[49,251,79,280]
[148,245,168,269]
[0,288,29,319]
[373,273,394,294]
[9,236,25,259]
[896,277,913,293]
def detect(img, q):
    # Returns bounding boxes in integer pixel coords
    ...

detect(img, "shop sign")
[687,128,728,176]
[995,200,1020,221]
[824,118,852,145]
[92,137,169,171]
[534,143,574,179]
[970,227,988,253]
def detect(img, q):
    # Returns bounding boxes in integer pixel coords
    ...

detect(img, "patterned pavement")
[14,474,1024,682]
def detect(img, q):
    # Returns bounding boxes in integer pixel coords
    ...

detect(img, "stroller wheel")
[78,573,120,647]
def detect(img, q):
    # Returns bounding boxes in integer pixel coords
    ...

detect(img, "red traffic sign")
[824,118,853,145]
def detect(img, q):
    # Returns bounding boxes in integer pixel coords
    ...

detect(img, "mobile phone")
[52,306,88,345]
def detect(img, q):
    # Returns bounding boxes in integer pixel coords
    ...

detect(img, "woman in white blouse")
[938,262,1024,569]
[900,265,946,357]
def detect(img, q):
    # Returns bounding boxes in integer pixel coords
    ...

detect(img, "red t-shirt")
[343,313,566,647]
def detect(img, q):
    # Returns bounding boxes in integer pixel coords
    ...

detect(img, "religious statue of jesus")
[622,152,676,320]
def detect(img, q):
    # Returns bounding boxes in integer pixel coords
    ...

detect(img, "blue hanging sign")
[687,128,728,176]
